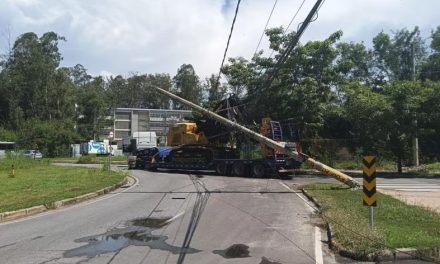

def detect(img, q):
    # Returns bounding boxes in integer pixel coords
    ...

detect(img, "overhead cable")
[253,0,279,57]
[216,0,242,86]
[263,0,325,89]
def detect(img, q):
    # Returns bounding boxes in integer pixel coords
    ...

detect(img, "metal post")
[412,44,419,167]
[369,206,374,229]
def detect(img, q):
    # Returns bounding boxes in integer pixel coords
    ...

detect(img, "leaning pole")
[151,85,360,188]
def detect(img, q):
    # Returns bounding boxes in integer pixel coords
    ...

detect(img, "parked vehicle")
[23,150,43,159]
[123,132,157,153]
[128,147,162,169]
[0,141,16,159]
[80,140,114,155]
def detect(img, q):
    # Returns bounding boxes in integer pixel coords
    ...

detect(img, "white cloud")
[99,70,115,79]
[0,0,439,78]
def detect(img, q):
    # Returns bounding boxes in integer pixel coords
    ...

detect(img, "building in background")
[113,108,192,148]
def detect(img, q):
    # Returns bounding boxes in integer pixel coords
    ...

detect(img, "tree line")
[0,27,439,170]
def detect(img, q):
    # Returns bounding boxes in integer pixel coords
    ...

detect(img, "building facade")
[113,108,192,147]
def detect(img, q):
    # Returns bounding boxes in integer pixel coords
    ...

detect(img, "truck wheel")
[251,162,265,178]
[232,161,246,177]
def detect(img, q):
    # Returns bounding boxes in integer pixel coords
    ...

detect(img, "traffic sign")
[363,156,377,207]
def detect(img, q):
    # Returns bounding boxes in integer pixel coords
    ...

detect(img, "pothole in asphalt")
[63,217,201,259]
[212,243,250,258]
[260,256,282,264]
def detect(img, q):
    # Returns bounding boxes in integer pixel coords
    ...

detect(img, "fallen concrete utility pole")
[152,85,360,188]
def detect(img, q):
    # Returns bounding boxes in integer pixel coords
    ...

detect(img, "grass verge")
[0,157,126,213]
[49,155,128,164]
[332,159,396,171]
[413,162,440,177]
[304,183,440,259]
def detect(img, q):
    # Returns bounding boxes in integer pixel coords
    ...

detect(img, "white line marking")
[0,176,139,226]
[396,189,439,192]
[278,182,316,213]
[314,226,324,264]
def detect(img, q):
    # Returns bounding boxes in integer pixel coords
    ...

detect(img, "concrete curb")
[300,188,439,262]
[0,176,131,223]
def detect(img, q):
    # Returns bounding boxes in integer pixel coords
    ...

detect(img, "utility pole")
[412,43,420,166]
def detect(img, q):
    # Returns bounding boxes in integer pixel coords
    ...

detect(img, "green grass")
[50,155,128,164]
[332,159,396,171]
[304,183,440,258]
[414,162,440,176]
[0,157,126,213]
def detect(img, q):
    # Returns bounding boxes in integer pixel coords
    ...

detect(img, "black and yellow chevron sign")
[363,156,377,206]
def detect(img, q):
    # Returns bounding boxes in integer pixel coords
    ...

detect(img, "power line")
[258,0,307,61]
[216,0,242,86]
[285,0,307,34]
[263,0,325,89]
[253,0,278,57]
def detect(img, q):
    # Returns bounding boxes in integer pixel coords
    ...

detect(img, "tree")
[372,27,426,84]
[76,76,110,139]
[382,81,432,171]
[107,73,173,109]
[340,82,392,155]
[420,26,440,81]
[0,32,66,125]
[335,42,372,83]
[144,73,173,109]
[173,64,202,108]
[222,57,254,97]
[203,74,226,102]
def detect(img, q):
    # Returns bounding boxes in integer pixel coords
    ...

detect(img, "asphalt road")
[0,168,334,264]
[1,167,438,264]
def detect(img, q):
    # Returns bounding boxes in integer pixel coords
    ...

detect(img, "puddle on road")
[63,217,201,259]
[260,256,282,264]
[212,243,250,259]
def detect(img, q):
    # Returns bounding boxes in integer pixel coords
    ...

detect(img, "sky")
[0,0,439,79]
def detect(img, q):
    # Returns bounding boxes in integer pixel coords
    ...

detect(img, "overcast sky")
[1,0,439,78]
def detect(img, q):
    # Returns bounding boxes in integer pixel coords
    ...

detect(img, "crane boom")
[152,85,360,188]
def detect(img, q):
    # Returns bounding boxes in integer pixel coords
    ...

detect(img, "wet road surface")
[0,167,336,263]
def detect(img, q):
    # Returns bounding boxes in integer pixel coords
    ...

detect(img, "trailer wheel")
[216,162,228,176]
[232,161,246,177]
[251,162,265,178]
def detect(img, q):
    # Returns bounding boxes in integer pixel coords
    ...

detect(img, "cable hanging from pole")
[285,0,307,33]
[252,0,308,82]
[216,0,242,88]
[253,0,278,58]
[263,0,325,90]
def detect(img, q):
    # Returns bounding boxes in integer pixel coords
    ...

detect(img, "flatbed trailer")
[143,145,300,178]
[150,85,361,188]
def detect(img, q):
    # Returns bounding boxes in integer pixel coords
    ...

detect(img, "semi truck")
[142,119,301,178]
[149,85,360,188]
[129,94,302,178]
